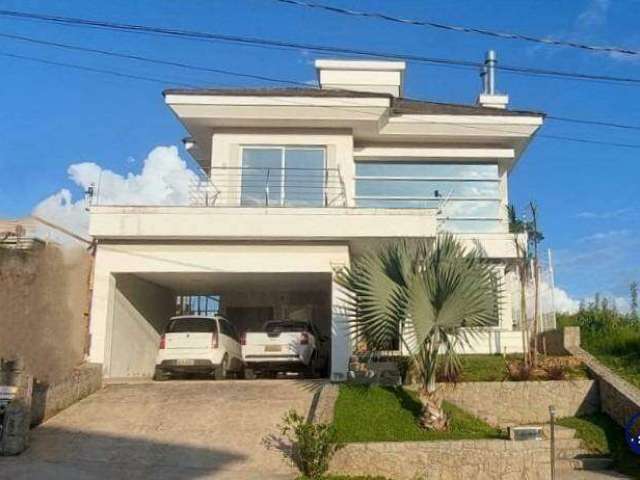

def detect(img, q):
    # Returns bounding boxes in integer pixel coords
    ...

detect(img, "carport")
[89,243,351,380]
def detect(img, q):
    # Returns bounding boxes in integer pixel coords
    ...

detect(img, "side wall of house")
[108,274,175,378]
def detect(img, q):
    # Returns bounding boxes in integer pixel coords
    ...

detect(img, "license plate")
[176,359,194,366]
[265,345,282,352]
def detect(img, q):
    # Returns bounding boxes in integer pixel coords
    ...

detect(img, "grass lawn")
[454,354,590,382]
[558,413,640,479]
[333,384,503,443]
[581,326,640,390]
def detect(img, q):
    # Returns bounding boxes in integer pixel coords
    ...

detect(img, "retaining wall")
[330,439,551,480]
[439,379,599,427]
[31,363,103,425]
[542,326,640,428]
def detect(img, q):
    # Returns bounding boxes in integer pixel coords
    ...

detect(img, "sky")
[0,0,639,311]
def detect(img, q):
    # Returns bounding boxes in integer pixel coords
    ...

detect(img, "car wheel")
[244,368,256,380]
[215,354,229,380]
[153,367,170,381]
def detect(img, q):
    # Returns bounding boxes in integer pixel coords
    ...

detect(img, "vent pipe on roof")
[477,50,509,109]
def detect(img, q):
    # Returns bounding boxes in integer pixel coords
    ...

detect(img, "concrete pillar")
[330,274,351,382]
[88,251,115,369]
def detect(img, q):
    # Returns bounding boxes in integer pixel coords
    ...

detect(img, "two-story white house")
[87,58,544,381]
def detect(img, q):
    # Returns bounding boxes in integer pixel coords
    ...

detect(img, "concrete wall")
[31,363,102,425]
[438,380,599,428]
[330,439,551,480]
[0,245,91,384]
[107,274,175,378]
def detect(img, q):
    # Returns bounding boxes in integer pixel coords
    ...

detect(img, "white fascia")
[164,94,391,108]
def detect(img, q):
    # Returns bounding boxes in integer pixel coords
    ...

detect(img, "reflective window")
[241,147,325,206]
[355,161,503,233]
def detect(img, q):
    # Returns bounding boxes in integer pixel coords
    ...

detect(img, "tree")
[631,281,638,321]
[335,235,500,431]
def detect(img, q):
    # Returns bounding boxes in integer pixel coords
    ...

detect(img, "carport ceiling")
[133,271,332,295]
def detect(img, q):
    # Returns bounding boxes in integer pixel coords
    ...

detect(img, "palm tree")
[335,234,501,430]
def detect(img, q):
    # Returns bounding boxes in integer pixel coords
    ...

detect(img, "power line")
[2,9,640,88]
[546,115,640,132]
[272,0,640,57]
[0,32,308,87]
[4,30,640,134]
[6,46,640,150]
[0,50,198,87]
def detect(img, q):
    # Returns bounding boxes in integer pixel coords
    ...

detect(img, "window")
[166,317,217,333]
[355,161,503,233]
[219,319,239,341]
[241,147,325,206]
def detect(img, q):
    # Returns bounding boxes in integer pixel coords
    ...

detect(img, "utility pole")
[548,249,557,330]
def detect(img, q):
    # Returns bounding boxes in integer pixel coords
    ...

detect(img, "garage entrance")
[105,271,332,379]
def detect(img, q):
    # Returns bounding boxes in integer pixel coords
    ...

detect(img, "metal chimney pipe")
[485,50,496,95]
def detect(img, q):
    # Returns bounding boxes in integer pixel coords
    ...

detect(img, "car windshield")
[264,321,309,333]
[167,317,217,333]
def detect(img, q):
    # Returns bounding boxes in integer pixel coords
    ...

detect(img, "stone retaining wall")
[541,326,640,428]
[330,439,551,480]
[568,346,640,428]
[439,379,599,427]
[31,363,102,425]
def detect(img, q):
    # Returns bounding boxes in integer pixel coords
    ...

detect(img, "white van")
[154,315,243,380]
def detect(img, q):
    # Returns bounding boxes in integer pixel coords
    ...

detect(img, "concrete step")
[557,448,592,459]
[544,424,576,440]
[557,456,613,471]
[554,438,584,450]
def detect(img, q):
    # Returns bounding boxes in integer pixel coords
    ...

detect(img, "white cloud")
[577,0,610,28]
[576,207,636,219]
[579,229,630,242]
[553,286,581,314]
[32,145,197,241]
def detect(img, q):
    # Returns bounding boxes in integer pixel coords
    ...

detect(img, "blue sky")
[0,0,638,308]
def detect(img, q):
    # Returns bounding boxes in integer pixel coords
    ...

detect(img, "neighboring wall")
[31,363,102,425]
[108,274,175,378]
[331,439,551,480]
[439,380,599,427]
[0,244,91,384]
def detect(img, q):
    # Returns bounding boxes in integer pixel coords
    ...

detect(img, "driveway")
[3,379,324,479]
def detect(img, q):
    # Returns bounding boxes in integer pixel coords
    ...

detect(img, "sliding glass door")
[241,146,325,206]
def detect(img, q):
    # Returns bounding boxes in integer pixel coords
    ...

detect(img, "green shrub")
[279,409,342,480]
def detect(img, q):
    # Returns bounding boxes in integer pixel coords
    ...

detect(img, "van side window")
[219,319,238,341]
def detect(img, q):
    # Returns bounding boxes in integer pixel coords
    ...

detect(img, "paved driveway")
[3,379,324,479]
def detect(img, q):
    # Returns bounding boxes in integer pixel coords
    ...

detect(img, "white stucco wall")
[108,274,175,378]
[89,242,352,378]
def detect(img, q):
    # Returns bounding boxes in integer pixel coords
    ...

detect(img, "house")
[87,56,544,381]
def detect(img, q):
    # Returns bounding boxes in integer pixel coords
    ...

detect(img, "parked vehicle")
[154,315,243,380]
[241,320,328,378]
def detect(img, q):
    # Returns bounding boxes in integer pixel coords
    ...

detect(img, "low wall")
[568,346,640,428]
[31,363,102,425]
[438,380,599,427]
[542,326,640,428]
[330,439,551,480]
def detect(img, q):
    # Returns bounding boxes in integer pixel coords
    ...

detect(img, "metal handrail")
[191,166,347,207]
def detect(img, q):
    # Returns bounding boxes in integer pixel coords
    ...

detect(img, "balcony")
[88,166,438,242]
[189,166,347,208]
